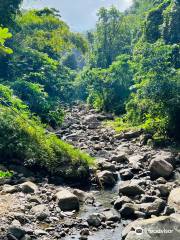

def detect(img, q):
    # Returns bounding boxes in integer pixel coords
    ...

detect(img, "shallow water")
[64,178,123,240]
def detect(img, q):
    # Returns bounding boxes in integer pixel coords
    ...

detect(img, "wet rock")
[56,189,79,211]
[162,205,175,215]
[156,177,167,184]
[20,181,38,194]
[87,213,104,227]
[140,195,158,203]
[119,181,145,197]
[96,170,116,188]
[80,228,90,236]
[168,188,180,211]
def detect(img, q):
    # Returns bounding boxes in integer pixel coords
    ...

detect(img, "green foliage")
[0,171,13,178]
[162,0,180,44]
[0,84,94,180]
[0,8,88,127]
[144,0,171,43]
[0,27,13,54]
[75,54,132,114]
[79,0,180,140]
[0,0,22,26]
[126,40,180,138]
[88,7,135,68]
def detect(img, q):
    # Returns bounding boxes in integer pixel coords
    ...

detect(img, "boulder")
[31,204,50,221]
[168,188,180,212]
[114,196,132,210]
[13,213,29,225]
[72,189,87,202]
[119,181,145,197]
[120,169,134,180]
[83,114,99,129]
[135,198,166,216]
[8,220,26,239]
[110,153,128,163]
[124,214,180,240]
[2,184,19,194]
[156,151,175,165]
[149,157,174,179]
[72,189,94,203]
[119,203,135,219]
[114,130,142,140]
[87,213,104,227]
[97,170,116,187]
[56,189,79,211]
[102,209,120,222]
[156,184,172,197]
[97,159,116,172]
[128,155,145,169]
[20,181,38,193]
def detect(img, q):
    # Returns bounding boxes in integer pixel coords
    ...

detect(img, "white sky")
[22,0,133,31]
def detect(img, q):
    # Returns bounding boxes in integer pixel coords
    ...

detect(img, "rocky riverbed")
[0,104,180,240]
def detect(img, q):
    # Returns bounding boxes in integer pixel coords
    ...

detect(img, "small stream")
[64,176,123,240]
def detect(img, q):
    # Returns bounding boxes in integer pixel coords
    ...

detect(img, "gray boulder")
[20,181,38,193]
[124,214,180,240]
[8,220,26,239]
[56,189,79,211]
[97,170,116,187]
[119,181,145,197]
[31,204,50,221]
[87,213,104,227]
[102,209,120,222]
[168,188,180,212]
[149,157,174,179]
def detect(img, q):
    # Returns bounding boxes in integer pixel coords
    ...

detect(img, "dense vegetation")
[0,0,179,181]
[0,1,93,181]
[76,0,180,140]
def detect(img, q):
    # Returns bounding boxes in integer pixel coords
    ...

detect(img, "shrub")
[0,84,94,180]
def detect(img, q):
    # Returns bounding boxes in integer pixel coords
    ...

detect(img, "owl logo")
[174,226,180,233]
[135,227,143,235]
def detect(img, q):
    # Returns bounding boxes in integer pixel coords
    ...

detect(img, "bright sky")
[22,0,133,31]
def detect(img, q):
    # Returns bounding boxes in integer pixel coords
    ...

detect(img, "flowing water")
[64,175,123,240]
